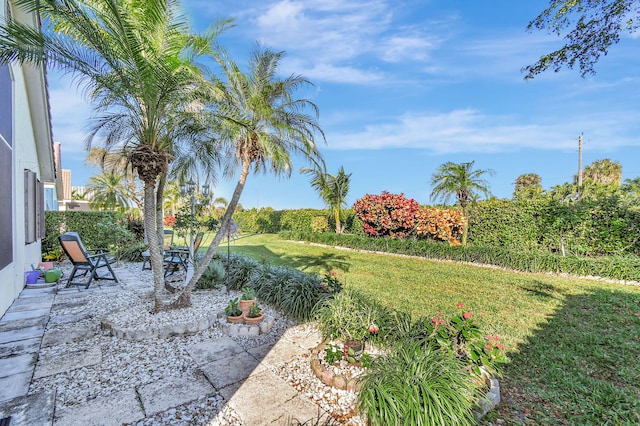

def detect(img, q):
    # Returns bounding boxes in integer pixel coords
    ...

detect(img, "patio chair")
[58,232,119,288]
[164,231,204,276]
[141,229,174,271]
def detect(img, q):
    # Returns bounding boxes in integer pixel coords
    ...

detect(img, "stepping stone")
[0,353,37,378]
[0,325,46,345]
[54,387,143,426]
[0,315,49,333]
[33,345,101,379]
[8,296,54,311]
[200,351,265,389]
[281,327,322,350]
[137,373,215,416]
[251,338,309,370]
[0,390,55,424]
[0,309,50,323]
[47,311,92,326]
[186,336,245,365]
[0,337,41,358]
[41,327,95,348]
[0,372,31,403]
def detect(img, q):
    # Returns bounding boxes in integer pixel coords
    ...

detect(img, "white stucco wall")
[0,1,54,317]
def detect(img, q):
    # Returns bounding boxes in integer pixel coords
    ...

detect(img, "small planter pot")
[243,313,264,325]
[239,299,256,315]
[226,314,244,324]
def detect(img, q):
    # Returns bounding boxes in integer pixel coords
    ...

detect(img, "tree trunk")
[165,158,252,310]
[141,181,165,312]
[156,174,166,247]
[461,206,469,246]
[334,209,341,234]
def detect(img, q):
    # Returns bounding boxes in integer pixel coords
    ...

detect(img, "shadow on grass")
[230,243,352,274]
[486,288,640,425]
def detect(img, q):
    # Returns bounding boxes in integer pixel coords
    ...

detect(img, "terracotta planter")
[243,313,264,325]
[226,314,244,324]
[239,299,256,315]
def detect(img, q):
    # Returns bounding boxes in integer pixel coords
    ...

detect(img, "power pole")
[577,133,583,188]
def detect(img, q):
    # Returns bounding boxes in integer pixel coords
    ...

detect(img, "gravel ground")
[30,261,362,425]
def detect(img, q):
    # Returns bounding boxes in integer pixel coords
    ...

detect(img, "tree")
[524,0,639,78]
[178,45,324,303]
[514,173,543,199]
[430,161,495,245]
[86,172,132,212]
[0,0,224,311]
[302,161,352,233]
[582,158,622,186]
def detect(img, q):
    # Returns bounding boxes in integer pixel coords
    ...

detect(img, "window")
[0,62,12,269]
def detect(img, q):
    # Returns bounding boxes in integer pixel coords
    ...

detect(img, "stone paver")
[0,390,55,426]
[0,353,37,378]
[138,373,215,416]
[33,345,102,379]
[0,309,50,323]
[186,335,246,365]
[0,325,46,345]
[54,388,143,426]
[0,315,49,333]
[0,372,32,403]
[0,337,41,358]
[40,326,95,348]
[200,351,266,389]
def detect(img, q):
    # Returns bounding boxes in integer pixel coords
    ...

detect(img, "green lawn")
[221,233,640,425]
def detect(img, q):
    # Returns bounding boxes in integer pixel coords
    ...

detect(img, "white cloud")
[48,82,91,155]
[327,109,640,153]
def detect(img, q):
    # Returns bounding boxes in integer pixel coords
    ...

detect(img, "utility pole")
[577,133,583,188]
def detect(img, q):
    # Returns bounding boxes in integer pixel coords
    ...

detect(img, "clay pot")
[243,313,264,325]
[239,299,256,315]
[226,314,244,324]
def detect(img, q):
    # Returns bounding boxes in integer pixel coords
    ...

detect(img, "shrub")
[114,241,148,262]
[221,253,261,291]
[415,207,466,245]
[195,260,226,290]
[358,341,482,426]
[353,192,419,238]
[310,216,329,233]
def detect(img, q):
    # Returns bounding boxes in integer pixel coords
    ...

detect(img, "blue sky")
[48,0,640,209]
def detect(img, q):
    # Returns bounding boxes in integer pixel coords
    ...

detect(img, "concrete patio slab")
[226,369,317,425]
[54,387,143,426]
[41,326,95,348]
[0,372,32,403]
[33,345,101,379]
[7,297,55,312]
[0,337,41,358]
[137,373,215,416]
[253,338,310,370]
[0,353,37,378]
[0,325,46,345]
[281,327,322,350]
[0,308,50,323]
[0,390,55,426]
[0,315,49,333]
[200,351,265,389]
[186,335,246,365]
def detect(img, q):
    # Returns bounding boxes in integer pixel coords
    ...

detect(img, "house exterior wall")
[0,1,55,317]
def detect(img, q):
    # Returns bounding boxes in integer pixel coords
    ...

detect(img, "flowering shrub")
[163,215,176,227]
[414,207,466,246]
[353,192,419,238]
[429,304,506,377]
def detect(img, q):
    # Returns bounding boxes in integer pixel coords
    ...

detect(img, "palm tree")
[0,0,226,311]
[302,161,352,233]
[86,172,132,212]
[430,161,494,245]
[513,173,543,199]
[179,45,325,301]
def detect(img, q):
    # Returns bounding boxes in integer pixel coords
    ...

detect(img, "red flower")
[456,303,464,308]
[369,323,379,333]
[463,312,473,320]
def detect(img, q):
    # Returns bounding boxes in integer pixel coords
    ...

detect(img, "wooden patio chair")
[58,232,119,288]
[164,231,204,276]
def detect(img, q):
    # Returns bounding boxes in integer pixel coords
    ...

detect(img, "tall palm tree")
[0,0,226,311]
[302,161,352,233]
[179,45,325,301]
[513,173,543,199]
[430,161,494,245]
[86,172,132,212]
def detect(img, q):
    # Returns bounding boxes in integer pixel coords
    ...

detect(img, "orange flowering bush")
[352,191,419,238]
[414,207,466,246]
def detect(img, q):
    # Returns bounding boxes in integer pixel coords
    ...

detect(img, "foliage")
[321,270,344,295]
[241,287,256,300]
[514,173,543,199]
[234,208,282,233]
[301,160,352,233]
[352,191,419,238]
[323,343,344,364]
[414,207,466,246]
[163,216,176,227]
[280,209,326,233]
[114,241,148,262]
[124,215,145,241]
[43,211,133,254]
[221,253,261,291]
[224,298,242,317]
[195,260,225,290]
[86,172,132,212]
[310,216,329,233]
[524,0,639,78]
[430,161,494,210]
[246,302,262,318]
[279,231,640,281]
[314,288,384,342]
[358,341,482,426]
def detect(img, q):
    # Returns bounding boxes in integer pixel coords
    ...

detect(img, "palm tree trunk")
[334,209,341,234]
[461,206,469,246]
[142,181,165,311]
[156,174,166,246]
[165,159,252,310]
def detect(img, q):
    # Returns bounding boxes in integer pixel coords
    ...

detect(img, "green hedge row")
[468,197,640,257]
[234,208,363,234]
[279,231,640,282]
[44,211,140,257]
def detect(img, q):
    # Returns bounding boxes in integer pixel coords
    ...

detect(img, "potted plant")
[243,302,264,325]
[225,298,243,324]
[239,287,256,315]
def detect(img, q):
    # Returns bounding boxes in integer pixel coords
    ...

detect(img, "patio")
[0,262,327,426]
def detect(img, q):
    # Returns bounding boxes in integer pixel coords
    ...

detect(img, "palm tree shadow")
[279,252,351,273]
